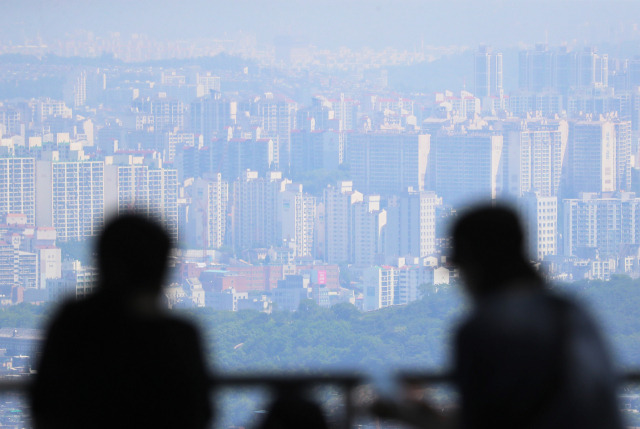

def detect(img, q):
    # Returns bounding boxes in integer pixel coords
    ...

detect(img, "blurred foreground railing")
[2,371,640,428]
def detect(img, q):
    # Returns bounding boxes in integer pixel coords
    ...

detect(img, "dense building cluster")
[0,43,639,311]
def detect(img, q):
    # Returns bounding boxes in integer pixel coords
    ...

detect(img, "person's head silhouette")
[97,214,171,297]
[33,214,212,429]
[451,205,540,299]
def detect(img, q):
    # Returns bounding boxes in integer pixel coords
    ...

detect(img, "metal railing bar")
[214,372,365,387]
[2,371,640,428]
[4,370,640,391]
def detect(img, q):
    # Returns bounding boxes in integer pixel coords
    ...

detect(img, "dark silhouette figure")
[31,215,212,429]
[451,205,623,429]
[373,205,623,429]
[259,385,329,429]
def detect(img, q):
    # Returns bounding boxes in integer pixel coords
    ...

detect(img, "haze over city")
[1,1,640,427]
[3,1,640,54]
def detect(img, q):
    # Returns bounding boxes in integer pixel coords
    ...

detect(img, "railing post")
[344,382,354,429]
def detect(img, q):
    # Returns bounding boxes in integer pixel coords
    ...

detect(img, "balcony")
[1,370,639,428]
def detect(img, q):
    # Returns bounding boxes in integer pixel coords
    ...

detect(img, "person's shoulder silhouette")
[31,214,212,429]
[451,205,622,429]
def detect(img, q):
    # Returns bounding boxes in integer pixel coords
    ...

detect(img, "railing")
[217,373,364,429]
[2,371,640,428]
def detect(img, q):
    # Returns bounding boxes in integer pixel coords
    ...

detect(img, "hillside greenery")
[0,303,54,329]
[3,277,640,372]
[553,275,640,368]
[3,277,640,371]
[4,278,640,426]
[185,283,466,374]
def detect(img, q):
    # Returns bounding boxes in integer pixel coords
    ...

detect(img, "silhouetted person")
[373,205,623,429]
[31,215,212,429]
[450,205,622,429]
[259,385,329,429]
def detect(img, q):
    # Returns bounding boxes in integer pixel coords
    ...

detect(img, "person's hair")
[451,204,539,294]
[97,214,171,294]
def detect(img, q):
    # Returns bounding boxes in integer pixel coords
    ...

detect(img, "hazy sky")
[3,0,640,50]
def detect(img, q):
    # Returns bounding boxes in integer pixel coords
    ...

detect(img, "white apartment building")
[232,170,287,252]
[385,189,440,261]
[290,130,346,175]
[508,92,563,117]
[205,287,248,311]
[0,240,14,288]
[433,132,503,207]
[519,193,558,261]
[396,264,450,305]
[104,161,179,243]
[0,107,23,136]
[148,169,179,242]
[614,120,632,191]
[332,93,358,131]
[133,96,186,132]
[163,132,198,163]
[37,245,61,290]
[16,251,37,289]
[353,195,386,266]
[48,261,97,302]
[474,46,503,98]
[569,119,616,195]
[348,132,430,196]
[272,275,310,312]
[259,93,297,170]
[323,181,363,264]
[190,174,228,249]
[35,98,72,123]
[363,266,396,311]
[434,90,481,119]
[279,183,316,258]
[563,192,640,257]
[190,92,235,142]
[36,160,104,242]
[396,265,427,305]
[0,239,38,291]
[0,157,35,225]
[196,72,221,94]
[504,122,566,197]
[66,70,87,108]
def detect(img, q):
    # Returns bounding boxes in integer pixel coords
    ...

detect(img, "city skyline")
[2,3,640,313]
[2,0,640,58]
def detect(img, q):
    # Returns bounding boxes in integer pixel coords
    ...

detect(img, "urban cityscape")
[1,1,640,427]
[2,41,640,312]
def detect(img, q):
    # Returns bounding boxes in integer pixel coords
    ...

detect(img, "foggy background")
[3,0,640,51]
